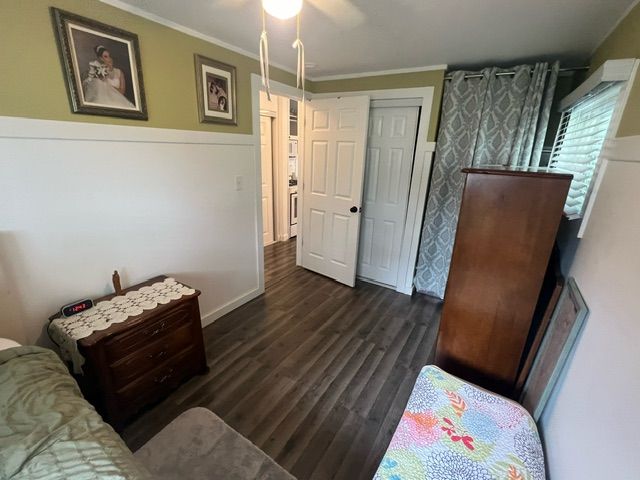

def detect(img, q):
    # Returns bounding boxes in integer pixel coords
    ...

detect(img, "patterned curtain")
[414,62,560,299]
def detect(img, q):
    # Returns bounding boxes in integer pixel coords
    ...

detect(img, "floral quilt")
[373,366,545,480]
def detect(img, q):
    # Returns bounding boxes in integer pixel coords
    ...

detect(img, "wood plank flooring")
[122,239,441,479]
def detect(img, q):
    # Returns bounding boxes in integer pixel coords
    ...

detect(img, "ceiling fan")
[215,0,364,100]
[215,0,365,28]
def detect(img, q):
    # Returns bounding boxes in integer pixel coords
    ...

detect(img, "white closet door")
[260,115,275,246]
[301,96,370,287]
[357,106,419,287]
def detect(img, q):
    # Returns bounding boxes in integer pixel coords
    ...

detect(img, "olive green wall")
[310,70,446,141]
[590,1,640,138]
[1,0,445,138]
[0,0,298,134]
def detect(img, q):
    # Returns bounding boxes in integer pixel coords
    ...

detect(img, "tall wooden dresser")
[435,167,571,396]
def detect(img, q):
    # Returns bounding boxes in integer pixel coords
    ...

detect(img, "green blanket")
[0,346,151,480]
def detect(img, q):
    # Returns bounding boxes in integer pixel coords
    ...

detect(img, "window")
[549,82,622,218]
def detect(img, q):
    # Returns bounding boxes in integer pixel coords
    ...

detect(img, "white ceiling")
[104,0,636,79]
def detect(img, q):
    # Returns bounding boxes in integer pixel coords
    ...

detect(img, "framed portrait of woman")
[51,8,148,120]
[194,54,237,125]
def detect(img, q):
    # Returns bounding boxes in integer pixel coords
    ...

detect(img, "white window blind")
[549,82,621,218]
[549,82,622,218]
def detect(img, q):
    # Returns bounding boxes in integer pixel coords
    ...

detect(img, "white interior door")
[260,115,275,246]
[358,106,420,287]
[301,96,370,287]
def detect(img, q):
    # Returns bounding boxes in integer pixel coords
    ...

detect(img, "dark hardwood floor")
[122,239,441,479]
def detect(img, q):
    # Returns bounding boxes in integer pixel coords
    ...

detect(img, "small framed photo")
[51,8,148,120]
[194,54,237,125]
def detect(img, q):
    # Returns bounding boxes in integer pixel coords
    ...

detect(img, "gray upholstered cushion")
[134,407,295,480]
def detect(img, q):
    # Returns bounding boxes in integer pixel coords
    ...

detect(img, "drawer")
[104,302,194,362]
[109,322,194,389]
[115,346,198,414]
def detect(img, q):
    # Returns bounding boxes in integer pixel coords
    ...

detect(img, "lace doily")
[49,277,196,374]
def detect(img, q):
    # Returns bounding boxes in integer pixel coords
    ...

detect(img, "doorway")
[299,98,421,289]
[252,75,436,297]
[299,92,434,293]
[259,90,301,282]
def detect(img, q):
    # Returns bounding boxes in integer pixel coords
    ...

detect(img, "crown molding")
[310,64,448,82]
[99,1,448,82]
[99,0,298,76]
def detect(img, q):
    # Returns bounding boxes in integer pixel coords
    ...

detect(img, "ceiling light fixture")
[262,0,302,20]
[259,0,305,102]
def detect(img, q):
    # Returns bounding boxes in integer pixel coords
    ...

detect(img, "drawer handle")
[147,321,167,338]
[154,368,174,384]
[148,349,168,360]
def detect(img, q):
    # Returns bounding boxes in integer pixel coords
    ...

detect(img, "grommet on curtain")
[259,7,271,100]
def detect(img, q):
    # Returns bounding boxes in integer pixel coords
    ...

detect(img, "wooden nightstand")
[67,276,207,430]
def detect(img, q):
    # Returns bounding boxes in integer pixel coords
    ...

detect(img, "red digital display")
[61,299,94,317]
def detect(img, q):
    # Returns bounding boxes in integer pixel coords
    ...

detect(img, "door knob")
[350,206,358,213]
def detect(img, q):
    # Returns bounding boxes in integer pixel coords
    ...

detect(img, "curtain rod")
[444,66,589,81]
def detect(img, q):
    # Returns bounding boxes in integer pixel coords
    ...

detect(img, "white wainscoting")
[0,116,263,345]
[540,134,640,479]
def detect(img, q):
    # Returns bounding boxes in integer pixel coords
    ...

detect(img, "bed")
[0,341,294,480]
[373,278,588,480]
[373,366,545,480]
[0,345,151,479]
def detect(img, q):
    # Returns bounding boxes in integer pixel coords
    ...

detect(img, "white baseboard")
[200,287,264,328]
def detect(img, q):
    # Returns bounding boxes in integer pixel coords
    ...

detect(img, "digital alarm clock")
[61,299,94,317]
